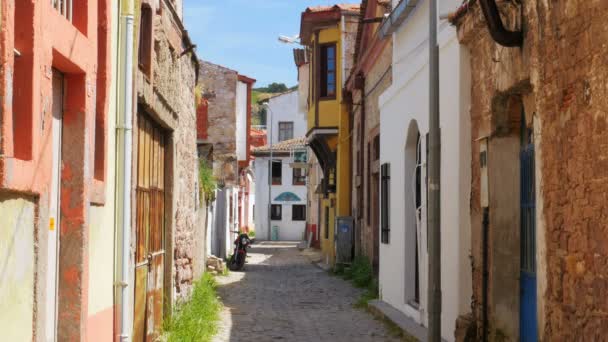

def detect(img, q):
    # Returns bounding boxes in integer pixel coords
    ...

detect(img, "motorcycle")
[228,232,251,271]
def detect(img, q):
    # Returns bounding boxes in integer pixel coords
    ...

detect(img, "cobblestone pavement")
[212,241,404,342]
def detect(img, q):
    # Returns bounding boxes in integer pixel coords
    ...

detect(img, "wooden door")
[133,113,167,342]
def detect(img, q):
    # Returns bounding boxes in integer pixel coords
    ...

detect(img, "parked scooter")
[228,232,252,271]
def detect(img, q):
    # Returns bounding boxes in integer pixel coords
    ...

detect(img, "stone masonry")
[198,61,239,186]
[136,0,199,300]
[454,1,608,340]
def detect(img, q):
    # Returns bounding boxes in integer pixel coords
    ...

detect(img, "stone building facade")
[346,0,392,273]
[197,61,254,259]
[452,1,608,340]
[132,0,199,339]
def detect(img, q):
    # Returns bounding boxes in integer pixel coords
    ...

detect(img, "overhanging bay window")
[320,44,336,98]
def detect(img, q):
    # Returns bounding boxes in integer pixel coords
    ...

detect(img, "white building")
[377,0,472,340]
[253,138,308,241]
[251,90,309,241]
[266,90,307,145]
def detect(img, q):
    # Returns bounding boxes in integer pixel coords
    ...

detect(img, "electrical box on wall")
[335,216,354,264]
[479,137,489,208]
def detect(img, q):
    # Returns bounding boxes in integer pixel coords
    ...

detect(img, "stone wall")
[136,0,199,300]
[198,61,239,185]
[455,1,608,340]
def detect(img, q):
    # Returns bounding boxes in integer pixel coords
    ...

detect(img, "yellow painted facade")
[308,25,352,266]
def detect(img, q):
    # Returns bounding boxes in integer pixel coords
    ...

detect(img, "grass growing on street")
[332,256,379,308]
[163,273,221,342]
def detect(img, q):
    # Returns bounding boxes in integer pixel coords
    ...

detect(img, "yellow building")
[299,4,359,266]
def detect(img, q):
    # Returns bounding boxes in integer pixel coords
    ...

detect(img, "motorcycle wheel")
[228,254,238,271]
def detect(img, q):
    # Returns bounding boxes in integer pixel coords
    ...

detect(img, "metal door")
[520,143,537,342]
[133,113,167,342]
[46,70,64,342]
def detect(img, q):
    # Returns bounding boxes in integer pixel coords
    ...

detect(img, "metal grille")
[51,0,72,22]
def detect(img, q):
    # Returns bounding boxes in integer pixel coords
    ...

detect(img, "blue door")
[520,143,537,342]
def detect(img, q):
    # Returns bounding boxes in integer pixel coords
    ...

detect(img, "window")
[138,5,153,77]
[373,135,380,161]
[381,163,390,244]
[320,44,336,98]
[324,206,330,239]
[292,205,306,221]
[13,0,35,160]
[271,204,282,220]
[52,0,73,21]
[278,122,294,142]
[367,143,371,224]
[271,160,282,185]
[293,168,306,185]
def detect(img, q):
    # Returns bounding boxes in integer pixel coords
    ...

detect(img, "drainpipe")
[478,0,523,47]
[482,207,490,342]
[117,0,134,340]
[428,0,442,340]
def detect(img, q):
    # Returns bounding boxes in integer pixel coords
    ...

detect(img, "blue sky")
[183,0,360,88]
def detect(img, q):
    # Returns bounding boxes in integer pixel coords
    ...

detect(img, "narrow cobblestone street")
[212,242,403,342]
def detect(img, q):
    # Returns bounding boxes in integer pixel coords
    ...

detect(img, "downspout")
[117,0,134,340]
[478,0,523,47]
[482,207,490,342]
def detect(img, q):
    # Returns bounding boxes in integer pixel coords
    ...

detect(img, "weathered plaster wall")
[456,1,608,340]
[0,194,35,342]
[0,0,112,339]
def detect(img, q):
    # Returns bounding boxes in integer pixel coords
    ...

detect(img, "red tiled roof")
[253,137,307,154]
[306,4,361,14]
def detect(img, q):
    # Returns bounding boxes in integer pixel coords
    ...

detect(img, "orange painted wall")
[0,0,112,339]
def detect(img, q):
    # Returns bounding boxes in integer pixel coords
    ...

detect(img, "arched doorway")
[404,121,421,305]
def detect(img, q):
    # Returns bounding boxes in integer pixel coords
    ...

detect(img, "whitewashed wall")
[378,0,472,340]
[254,155,308,241]
[267,91,307,144]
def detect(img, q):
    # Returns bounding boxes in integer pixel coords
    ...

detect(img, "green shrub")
[163,273,221,342]
[199,159,216,203]
[351,256,373,288]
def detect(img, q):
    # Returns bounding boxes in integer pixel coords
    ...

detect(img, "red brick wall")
[456,1,608,340]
